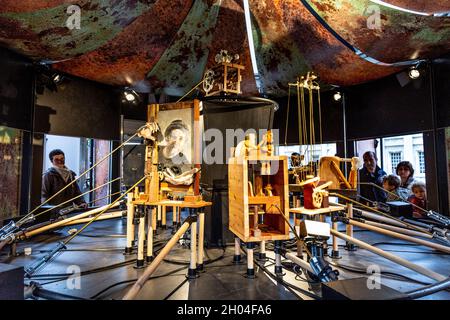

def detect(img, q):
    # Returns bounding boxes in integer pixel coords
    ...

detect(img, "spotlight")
[408,67,420,79]
[123,88,138,102]
[333,91,342,102]
[122,88,140,104]
[51,73,64,85]
[124,91,136,102]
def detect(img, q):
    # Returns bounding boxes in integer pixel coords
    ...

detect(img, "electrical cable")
[91,266,188,300]
[163,278,189,300]
[253,257,320,300]
[327,260,450,291]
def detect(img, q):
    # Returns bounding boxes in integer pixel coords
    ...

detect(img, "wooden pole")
[295,216,302,257]
[346,203,353,238]
[137,214,145,266]
[157,205,161,224]
[123,220,191,300]
[197,211,205,268]
[126,193,135,252]
[151,207,157,230]
[162,205,167,227]
[234,237,241,257]
[190,219,197,271]
[348,220,450,254]
[147,208,154,260]
[332,221,338,252]
[172,206,177,225]
[24,203,119,238]
[64,211,123,226]
[359,209,430,234]
[331,230,447,282]
[293,196,298,227]
[365,220,433,239]
[285,252,313,273]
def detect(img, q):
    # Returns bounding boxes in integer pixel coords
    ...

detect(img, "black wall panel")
[345,72,433,140]
[0,48,34,131]
[434,61,450,129]
[35,77,120,140]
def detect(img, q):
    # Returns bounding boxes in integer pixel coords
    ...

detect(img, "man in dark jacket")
[358,151,387,205]
[42,149,87,208]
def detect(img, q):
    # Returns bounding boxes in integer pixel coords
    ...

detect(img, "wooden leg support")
[233,237,242,264]
[187,211,198,279]
[161,206,167,229]
[197,210,205,272]
[157,205,162,228]
[125,193,135,254]
[135,206,146,268]
[345,203,356,251]
[274,240,284,276]
[123,219,192,300]
[146,206,154,262]
[331,220,341,259]
[257,240,267,261]
[245,242,256,279]
[295,215,303,258]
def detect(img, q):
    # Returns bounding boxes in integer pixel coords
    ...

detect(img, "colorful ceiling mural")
[0,0,449,96]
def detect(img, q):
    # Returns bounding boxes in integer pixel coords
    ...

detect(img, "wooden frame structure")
[228,155,290,243]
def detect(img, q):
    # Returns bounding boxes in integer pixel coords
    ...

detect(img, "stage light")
[333,91,342,102]
[125,92,135,102]
[52,73,63,84]
[123,88,138,102]
[408,67,420,79]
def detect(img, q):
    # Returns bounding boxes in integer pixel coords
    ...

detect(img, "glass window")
[390,151,402,173]
[418,151,425,174]
[278,143,337,168]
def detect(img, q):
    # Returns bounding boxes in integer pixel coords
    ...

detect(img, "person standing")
[396,161,416,190]
[42,149,87,208]
[358,151,387,205]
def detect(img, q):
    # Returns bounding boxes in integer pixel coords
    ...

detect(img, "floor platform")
[1,214,449,300]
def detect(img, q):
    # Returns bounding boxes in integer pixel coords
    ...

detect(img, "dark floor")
[1,213,449,300]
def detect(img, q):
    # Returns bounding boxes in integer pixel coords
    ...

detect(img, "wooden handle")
[123,220,191,300]
[331,229,446,282]
[330,161,351,189]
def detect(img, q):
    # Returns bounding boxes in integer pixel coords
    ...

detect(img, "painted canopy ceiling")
[0,0,449,96]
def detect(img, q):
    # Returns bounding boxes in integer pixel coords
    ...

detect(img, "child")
[382,174,409,201]
[407,181,427,219]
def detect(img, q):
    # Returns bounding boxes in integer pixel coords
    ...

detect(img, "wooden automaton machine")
[228,131,290,277]
[125,99,211,279]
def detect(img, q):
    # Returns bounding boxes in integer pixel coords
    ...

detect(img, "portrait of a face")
[162,120,189,163]
[158,108,193,173]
